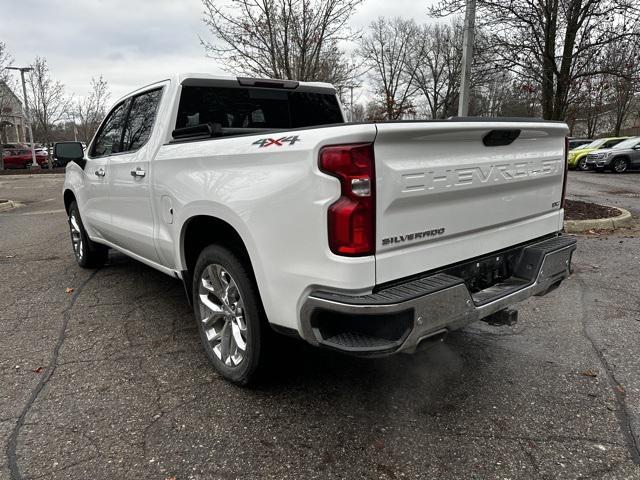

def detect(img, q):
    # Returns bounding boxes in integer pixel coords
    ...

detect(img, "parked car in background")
[567,137,629,170]
[568,138,593,150]
[1,148,48,169]
[585,136,640,173]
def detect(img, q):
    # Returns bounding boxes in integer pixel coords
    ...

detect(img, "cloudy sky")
[3,0,434,102]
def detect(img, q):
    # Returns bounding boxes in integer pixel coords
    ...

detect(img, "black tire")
[192,245,267,385]
[68,201,108,268]
[610,157,628,173]
[577,156,589,171]
[24,160,32,169]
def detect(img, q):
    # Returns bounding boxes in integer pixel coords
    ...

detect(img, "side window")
[604,139,621,148]
[91,101,128,157]
[122,88,163,152]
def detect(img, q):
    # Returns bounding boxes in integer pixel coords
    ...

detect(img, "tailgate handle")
[483,129,521,147]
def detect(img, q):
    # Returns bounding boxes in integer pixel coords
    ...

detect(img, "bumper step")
[312,273,463,306]
[301,234,577,355]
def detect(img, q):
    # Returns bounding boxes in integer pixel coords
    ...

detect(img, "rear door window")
[175,86,342,136]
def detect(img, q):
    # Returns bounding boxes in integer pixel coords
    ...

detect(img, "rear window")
[175,86,342,135]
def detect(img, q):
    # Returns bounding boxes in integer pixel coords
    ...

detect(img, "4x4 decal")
[253,135,300,148]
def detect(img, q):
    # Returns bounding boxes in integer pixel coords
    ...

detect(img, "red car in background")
[1,149,49,169]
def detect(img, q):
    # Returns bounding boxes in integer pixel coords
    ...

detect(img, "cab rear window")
[175,86,343,135]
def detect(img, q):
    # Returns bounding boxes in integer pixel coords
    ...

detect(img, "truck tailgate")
[374,121,568,284]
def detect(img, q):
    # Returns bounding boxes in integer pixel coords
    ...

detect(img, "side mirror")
[54,142,85,168]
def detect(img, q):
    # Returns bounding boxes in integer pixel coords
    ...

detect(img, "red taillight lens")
[319,143,375,256]
[561,136,569,208]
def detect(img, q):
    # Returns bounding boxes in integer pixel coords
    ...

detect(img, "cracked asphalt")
[0,171,639,479]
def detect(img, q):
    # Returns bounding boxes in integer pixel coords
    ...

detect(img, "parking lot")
[0,171,639,479]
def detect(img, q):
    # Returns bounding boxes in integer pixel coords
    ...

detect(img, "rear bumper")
[300,234,577,355]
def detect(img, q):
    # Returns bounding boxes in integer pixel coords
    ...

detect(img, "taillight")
[561,136,569,208]
[319,143,375,256]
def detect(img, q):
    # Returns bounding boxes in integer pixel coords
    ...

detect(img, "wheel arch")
[610,155,630,171]
[179,215,262,308]
[63,189,76,214]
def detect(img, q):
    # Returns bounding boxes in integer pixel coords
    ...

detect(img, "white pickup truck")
[58,73,576,384]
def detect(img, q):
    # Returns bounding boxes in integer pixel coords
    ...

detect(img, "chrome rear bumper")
[300,235,577,355]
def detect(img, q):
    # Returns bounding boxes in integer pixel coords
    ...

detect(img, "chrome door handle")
[94,168,105,177]
[130,167,146,178]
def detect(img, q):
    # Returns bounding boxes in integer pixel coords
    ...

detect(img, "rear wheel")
[24,160,32,169]
[68,201,108,268]
[611,157,628,173]
[192,245,267,385]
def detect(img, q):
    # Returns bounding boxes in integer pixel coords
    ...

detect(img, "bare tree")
[407,22,462,119]
[570,74,609,137]
[27,57,72,165]
[604,40,640,135]
[75,76,110,144]
[359,17,419,120]
[201,0,362,85]
[431,0,640,121]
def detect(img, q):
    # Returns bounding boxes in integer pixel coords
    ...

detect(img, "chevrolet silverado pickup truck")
[58,73,577,384]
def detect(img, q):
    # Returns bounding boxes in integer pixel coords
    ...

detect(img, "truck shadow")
[101,251,490,414]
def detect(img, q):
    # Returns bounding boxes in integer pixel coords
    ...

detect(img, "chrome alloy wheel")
[69,213,84,260]
[613,158,627,173]
[198,264,248,367]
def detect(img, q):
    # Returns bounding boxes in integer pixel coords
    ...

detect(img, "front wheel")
[68,201,108,268]
[611,157,628,173]
[192,245,267,385]
[577,157,589,171]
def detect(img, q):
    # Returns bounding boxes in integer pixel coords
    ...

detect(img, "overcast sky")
[3,0,434,103]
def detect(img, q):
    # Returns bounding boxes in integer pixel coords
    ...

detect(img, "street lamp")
[6,66,39,169]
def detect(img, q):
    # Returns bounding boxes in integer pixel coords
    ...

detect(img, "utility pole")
[343,84,361,122]
[7,66,38,169]
[350,86,354,122]
[457,0,476,117]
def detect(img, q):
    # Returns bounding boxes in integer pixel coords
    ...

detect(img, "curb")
[564,206,633,233]
[0,200,15,213]
[0,173,65,178]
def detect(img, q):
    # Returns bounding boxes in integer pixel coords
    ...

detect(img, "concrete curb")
[564,206,633,233]
[0,200,15,213]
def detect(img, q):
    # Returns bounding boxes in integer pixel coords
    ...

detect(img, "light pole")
[458,0,476,117]
[7,66,39,169]
[343,84,361,122]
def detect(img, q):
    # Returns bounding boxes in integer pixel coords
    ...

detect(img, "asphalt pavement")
[0,171,639,479]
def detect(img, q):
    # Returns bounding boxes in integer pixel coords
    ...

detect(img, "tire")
[24,160,32,169]
[577,156,589,171]
[610,157,628,173]
[192,245,267,385]
[68,201,108,268]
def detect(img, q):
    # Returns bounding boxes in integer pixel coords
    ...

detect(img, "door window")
[91,101,128,157]
[122,88,163,152]
[603,139,623,149]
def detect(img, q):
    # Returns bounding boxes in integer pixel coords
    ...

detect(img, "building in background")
[0,81,26,144]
